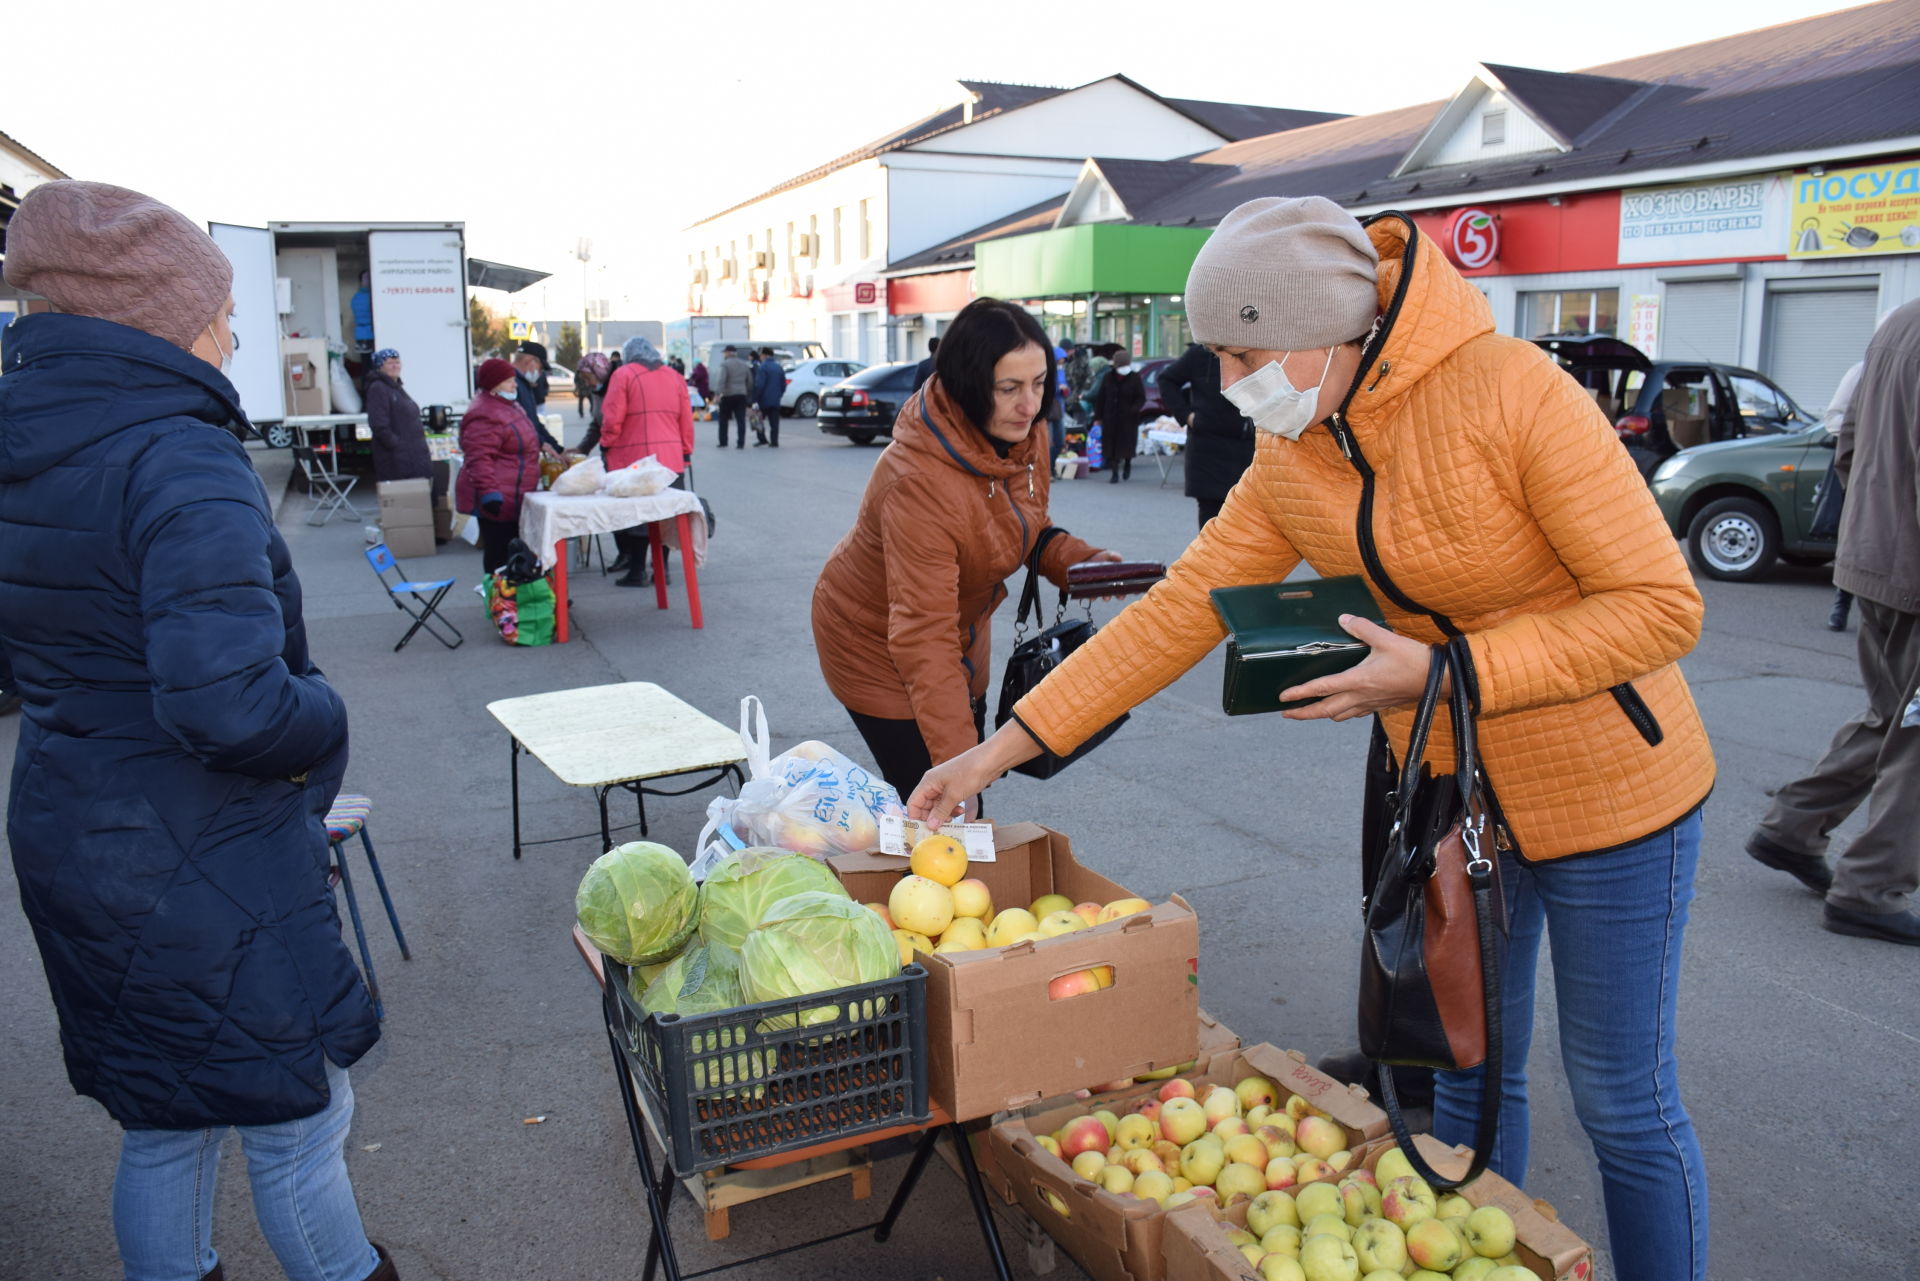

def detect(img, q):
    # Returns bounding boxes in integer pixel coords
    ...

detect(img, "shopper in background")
[600,335,695,588]
[511,340,563,454]
[911,336,939,392]
[688,357,711,411]
[752,346,787,446]
[1094,347,1145,482]
[364,347,438,506]
[713,343,752,449]
[1157,341,1256,529]
[1061,336,1091,424]
[811,296,1120,805]
[458,357,542,574]
[349,269,374,357]
[909,197,1716,1281]
[1747,298,1920,946]
[0,179,393,1281]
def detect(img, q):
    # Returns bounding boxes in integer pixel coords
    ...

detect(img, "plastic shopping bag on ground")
[601,455,674,497]
[696,696,903,870]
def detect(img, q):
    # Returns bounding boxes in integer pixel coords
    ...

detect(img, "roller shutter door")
[1661,280,1741,363]
[1764,286,1879,413]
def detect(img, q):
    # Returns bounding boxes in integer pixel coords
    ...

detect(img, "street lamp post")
[574,237,592,364]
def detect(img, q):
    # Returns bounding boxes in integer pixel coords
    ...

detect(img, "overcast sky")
[6,0,1854,322]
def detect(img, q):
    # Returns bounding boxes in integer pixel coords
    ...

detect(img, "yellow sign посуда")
[1788,159,1920,258]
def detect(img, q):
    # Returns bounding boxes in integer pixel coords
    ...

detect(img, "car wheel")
[1687,496,1780,581]
[847,431,878,446]
[796,393,819,417]
[262,421,295,449]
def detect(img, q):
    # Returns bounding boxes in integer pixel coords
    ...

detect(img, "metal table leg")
[605,1017,684,1281]
[509,735,523,860]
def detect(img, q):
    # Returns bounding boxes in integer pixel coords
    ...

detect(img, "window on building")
[833,207,844,264]
[766,228,775,266]
[1519,288,1619,338]
[785,221,794,264]
[859,199,872,260]
[1482,111,1506,147]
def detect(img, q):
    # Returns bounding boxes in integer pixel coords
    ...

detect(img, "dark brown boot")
[199,1264,225,1281]
[361,1241,399,1281]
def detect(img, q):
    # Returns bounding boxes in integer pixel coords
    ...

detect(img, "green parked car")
[1649,421,1837,581]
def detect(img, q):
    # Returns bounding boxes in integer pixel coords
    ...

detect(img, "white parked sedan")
[781,358,866,417]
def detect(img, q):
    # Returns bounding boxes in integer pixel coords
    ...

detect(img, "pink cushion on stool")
[324,794,372,844]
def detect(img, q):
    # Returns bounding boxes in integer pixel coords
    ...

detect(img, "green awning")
[976,224,1212,298]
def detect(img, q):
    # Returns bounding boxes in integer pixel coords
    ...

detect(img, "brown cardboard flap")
[990,1120,1161,1281]
[1161,1198,1258,1281]
[1363,1134,1596,1281]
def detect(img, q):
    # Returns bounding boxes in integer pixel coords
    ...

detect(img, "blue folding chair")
[324,793,411,1019]
[365,543,463,652]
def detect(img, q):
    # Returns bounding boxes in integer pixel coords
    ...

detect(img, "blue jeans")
[113,1060,380,1281]
[1432,811,1708,1281]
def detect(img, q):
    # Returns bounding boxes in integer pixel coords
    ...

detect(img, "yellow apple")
[1030,893,1075,918]
[1115,1113,1158,1151]
[1097,1164,1134,1195]
[1405,1219,1465,1272]
[1295,1116,1346,1160]
[985,907,1038,947]
[1159,1097,1208,1145]
[1235,1075,1280,1112]
[1303,1212,1352,1242]
[1294,1181,1343,1222]
[1259,1251,1307,1280]
[1070,1150,1106,1181]
[1351,1217,1406,1273]
[1131,1169,1175,1206]
[1179,1139,1226,1187]
[1097,897,1152,925]
[1225,1135,1270,1168]
[908,834,968,886]
[1038,909,1088,937]
[890,929,932,966]
[1297,1232,1359,1281]
[1247,1188,1300,1236]
[949,877,993,919]
[888,875,953,937]
[939,917,987,949]
[1217,1162,1267,1203]
[1202,1085,1242,1124]
[862,902,893,929]
[1122,1149,1164,1176]
[1265,1156,1299,1190]
[1072,901,1102,927]
[1379,1175,1436,1228]
[1260,1224,1305,1257]
[1463,1205,1517,1258]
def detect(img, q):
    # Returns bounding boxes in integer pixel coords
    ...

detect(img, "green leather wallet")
[1210,575,1386,715]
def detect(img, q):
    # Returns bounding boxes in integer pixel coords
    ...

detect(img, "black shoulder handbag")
[994,527,1128,779]
[1360,635,1506,1191]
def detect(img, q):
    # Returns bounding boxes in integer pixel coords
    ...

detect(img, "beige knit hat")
[1186,197,1379,350]
[3,180,233,350]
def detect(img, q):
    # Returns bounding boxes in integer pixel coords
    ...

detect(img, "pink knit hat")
[2,180,234,350]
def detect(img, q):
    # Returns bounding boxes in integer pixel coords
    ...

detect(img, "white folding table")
[485,682,747,858]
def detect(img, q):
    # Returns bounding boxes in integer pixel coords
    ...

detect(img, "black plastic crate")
[603,957,930,1176]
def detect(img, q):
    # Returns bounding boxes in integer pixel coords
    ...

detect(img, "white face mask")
[493,388,518,401]
[1222,347,1337,440]
[204,323,235,374]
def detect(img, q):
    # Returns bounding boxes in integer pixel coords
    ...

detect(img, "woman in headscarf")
[0,180,394,1281]
[456,357,542,574]
[599,335,695,587]
[363,348,443,541]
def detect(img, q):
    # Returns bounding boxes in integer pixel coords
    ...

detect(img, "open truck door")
[208,222,287,439]
[368,228,470,412]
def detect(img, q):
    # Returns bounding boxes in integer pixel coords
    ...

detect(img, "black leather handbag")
[1359,635,1506,1191]
[994,528,1128,779]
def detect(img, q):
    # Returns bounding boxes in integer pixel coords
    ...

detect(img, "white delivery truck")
[209,220,547,448]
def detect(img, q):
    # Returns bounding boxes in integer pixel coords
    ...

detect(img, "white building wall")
[920,79,1224,161]
[883,154,1083,260]
[0,140,60,196]
[679,160,889,343]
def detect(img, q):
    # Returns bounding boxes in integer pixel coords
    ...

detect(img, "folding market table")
[518,490,710,638]
[1143,425,1187,488]
[486,682,746,858]
[572,928,1012,1281]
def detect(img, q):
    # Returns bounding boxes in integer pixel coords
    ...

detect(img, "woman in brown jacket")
[812,298,1118,811]
[909,200,1714,1281]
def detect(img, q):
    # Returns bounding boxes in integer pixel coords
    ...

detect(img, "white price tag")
[877,814,996,862]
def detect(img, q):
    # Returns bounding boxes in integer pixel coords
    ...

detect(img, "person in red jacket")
[601,336,695,587]
[456,358,541,573]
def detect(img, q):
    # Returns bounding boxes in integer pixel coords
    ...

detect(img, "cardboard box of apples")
[1159,1132,1594,1281]
[830,822,1201,1123]
[984,1044,1391,1281]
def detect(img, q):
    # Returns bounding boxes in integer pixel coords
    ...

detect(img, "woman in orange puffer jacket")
[910,199,1714,1281]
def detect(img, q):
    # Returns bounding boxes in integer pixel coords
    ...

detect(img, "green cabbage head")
[740,891,900,1027]
[575,841,699,966]
[698,847,848,951]
[636,940,745,1018]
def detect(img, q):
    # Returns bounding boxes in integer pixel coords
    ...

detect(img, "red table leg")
[676,512,703,629]
[549,541,571,644]
[648,523,669,609]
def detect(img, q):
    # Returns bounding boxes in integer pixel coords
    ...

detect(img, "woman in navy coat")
[0,182,391,1281]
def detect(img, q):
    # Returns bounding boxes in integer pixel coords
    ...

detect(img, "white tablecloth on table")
[518,490,709,571]
[1145,427,1188,451]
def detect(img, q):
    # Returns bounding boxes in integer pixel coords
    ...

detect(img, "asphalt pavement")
[3,411,1914,1281]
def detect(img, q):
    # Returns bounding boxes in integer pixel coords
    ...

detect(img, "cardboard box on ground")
[1159,1132,1595,1281]
[986,1044,1391,1281]
[953,1006,1247,1207]
[377,478,434,558]
[829,822,1201,1123]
